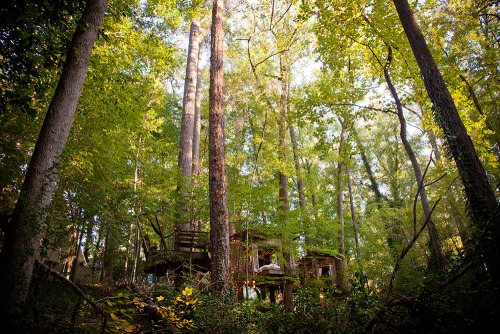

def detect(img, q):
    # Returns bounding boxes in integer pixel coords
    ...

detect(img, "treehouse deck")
[144,230,210,277]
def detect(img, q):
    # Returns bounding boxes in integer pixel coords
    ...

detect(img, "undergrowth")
[11,268,499,333]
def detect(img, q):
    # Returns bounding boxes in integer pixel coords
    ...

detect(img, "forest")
[0,0,499,333]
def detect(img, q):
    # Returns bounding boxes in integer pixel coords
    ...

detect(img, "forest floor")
[9,267,499,334]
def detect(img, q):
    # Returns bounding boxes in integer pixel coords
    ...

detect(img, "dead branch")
[36,258,105,316]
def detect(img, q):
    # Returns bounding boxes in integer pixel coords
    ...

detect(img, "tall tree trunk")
[70,217,86,282]
[389,134,402,204]
[303,159,318,251]
[346,165,361,260]
[289,123,307,287]
[278,62,293,311]
[177,21,201,232]
[383,48,444,271]
[191,43,203,230]
[83,218,94,264]
[355,132,387,203]
[0,0,108,315]
[392,0,500,277]
[92,218,103,278]
[209,0,230,294]
[335,121,349,293]
[289,125,305,209]
[192,43,203,177]
[43,176,65,242]
[428,132,442,162]
[124,221,133,276]
[131,150,140,282]
[131,215,140,283]
[305,159,318,219]
[100,225,110,282]
[100,222,114,283]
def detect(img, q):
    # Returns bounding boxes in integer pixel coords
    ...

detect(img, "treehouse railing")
[173,230,209,253]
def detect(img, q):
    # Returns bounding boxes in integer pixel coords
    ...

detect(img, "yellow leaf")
[156,296,164,301]
[133,297,139,303]
[182,287,193,296]
[124,325,135,332]
[176,297,183,302]
[110,313,119,320]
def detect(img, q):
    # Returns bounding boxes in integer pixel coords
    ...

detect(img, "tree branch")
[254,48,290,68]
[36,259,106,317]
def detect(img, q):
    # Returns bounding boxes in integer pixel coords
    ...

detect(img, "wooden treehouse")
[298,251,340,286]
[142,222,339,298]
[230,229,297,302]
[144,229,210,281]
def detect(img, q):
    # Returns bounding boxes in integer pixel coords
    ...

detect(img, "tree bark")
[83,218,94,263]
[392,0,499,278]
[100,222,114,283]
[177,21,200,232]
[124,220,133,275]
[131,215,140,283]
[192,43,203,177]
[191,43,203,231]
[354,132,387,203]
[92,218,103,277]
[428,131,442,162]
[346,165,361,259]
[305,159,318,221]
[383,48,444,271]
[0,0,108,315]
[125,147,140,277]
[335,121,349,293]
[70,216,86,282]
[277,62,293,311]
[130,148,141,282]
[289,126,305,209]
[209,0,231,295]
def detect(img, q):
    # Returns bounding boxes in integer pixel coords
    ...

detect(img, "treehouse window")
[258,250,275,267]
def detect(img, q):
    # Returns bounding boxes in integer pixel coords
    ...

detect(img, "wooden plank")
[259,268,285,276]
